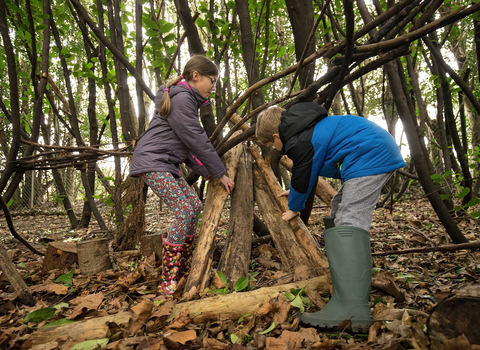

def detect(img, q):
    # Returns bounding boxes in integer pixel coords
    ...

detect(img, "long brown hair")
[157,55,218,118]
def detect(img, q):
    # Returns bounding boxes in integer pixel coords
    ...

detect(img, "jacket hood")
[278,102,328,145]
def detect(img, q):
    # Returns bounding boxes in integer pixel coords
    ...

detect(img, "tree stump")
[140,228,167,261]
[428,284,480,348]
[76,238,111,275]
[184,134,243,297]
[218,145,254,287]
[43,242,78,272]
[0,244,35,306]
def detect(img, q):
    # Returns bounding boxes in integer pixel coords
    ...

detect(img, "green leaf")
[283,291,295,301]
[226,0,236,9]
[291,295,305,313]
[145,29,159,37]
[100,176,114,181]
[466,198,480,208]
[143,17,158,30]
[439,194,451,200]
[24,307,57,323]
[237,313,252,323]
[154,300,163,306]
[6,198,13,207]
[41,318,76,328]
[69,338,109,349]
[56,268,74,284]
[216,271,227,284]
[17,262,26,267]
[160,22,175,33]
[258,322,275,335]
[230,334,239,344]
[54,302,69,309]
[233,276,248,292]
[457,187,471,200]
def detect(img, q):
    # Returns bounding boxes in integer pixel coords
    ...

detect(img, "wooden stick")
[0,244,35,306]
[249,145,329,273]
[372,241,480,256]
[183,133,243,298]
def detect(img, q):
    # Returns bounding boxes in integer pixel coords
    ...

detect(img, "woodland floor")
[0,183,479,350]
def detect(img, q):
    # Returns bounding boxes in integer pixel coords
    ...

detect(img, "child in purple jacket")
[130,56,234,296]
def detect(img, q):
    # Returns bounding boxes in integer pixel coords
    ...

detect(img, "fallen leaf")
[29,283,68,295]
[130,298,153,336]
[68,293,104,320]
[164,329,197,345]
[168,308,192,329]
[203,337,226,349]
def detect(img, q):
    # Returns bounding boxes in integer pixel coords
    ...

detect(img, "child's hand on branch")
[220,175,235,194]
[278,190,290,197]
[282,210,300,221]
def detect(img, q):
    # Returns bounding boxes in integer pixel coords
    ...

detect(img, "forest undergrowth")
[0,182,479,350]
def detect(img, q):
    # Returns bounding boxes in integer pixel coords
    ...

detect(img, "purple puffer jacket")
[129,81,227,179]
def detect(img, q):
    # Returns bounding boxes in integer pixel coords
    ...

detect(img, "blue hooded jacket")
[279,103,406,212]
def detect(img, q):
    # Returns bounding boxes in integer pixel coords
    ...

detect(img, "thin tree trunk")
[384,60,467,244]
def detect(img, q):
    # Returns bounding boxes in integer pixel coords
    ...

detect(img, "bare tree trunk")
[384,60,467,244]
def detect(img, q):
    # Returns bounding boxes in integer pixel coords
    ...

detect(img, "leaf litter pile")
[1,183,479,350]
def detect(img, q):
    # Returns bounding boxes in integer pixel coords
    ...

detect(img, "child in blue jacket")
[256,102,405,332]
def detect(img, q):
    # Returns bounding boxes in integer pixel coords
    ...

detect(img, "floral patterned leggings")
[142,172,202,244]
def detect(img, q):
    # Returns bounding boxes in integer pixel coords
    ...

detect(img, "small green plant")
[126,260,138,272]
[284,287,311,313]
[56,268,75,286]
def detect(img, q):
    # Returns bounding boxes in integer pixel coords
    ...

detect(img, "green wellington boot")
[300,226,373,333]
[323,216,335,230]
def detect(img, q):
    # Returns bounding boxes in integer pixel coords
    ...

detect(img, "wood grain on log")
[428,284,480,347]
[169,276,328,324]
[250,146,329,274]
[253,165,318,276]
[25,311,132,347]
[43,242,78,272]
[0,244,35,306]
[218,145,254,287]
[77,238,111,275]
[184,134,243,297]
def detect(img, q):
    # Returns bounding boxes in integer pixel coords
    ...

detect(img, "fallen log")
[250,145,329,274]
[253,165,318,275]
[0,244,35,306]
[428,284,480,348]
[168,275,328,324]
[217,145,254,287]
[372,240,480,256]
[24,311,132,348]
[184,134,243,297]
